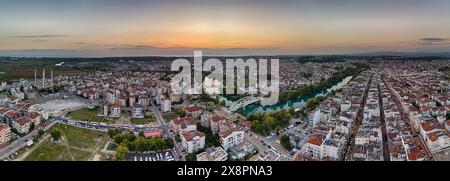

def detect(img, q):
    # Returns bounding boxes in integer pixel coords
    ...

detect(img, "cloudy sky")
[1,0,450,57]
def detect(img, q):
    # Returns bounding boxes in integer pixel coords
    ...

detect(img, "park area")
[130,111,157,125]
[24,123,108,161]
[64,107,105,123]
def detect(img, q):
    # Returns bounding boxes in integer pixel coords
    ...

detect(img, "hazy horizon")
[1,0,450,57]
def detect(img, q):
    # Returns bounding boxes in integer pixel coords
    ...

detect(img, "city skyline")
[1,0,450,57]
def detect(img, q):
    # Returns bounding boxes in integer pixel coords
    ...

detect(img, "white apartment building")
[196,147,228,161]
[131,104,144,118]
[0,123,11,144]
[219,124,245,150]
[185,105,202,118]
[110,103,121,118]
[13,116,32,134]
[161,99,171,113]
[200,110,213,128]
[180,131,205,153]
[210,116,223,134]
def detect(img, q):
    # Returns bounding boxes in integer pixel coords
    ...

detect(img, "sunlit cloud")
[10,34,74,38]
[420,38,450,45]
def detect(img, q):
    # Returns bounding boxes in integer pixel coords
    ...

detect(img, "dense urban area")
[0,56,449,161]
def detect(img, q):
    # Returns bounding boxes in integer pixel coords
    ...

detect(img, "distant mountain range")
[1,49,450,58]
[352,51,450,57]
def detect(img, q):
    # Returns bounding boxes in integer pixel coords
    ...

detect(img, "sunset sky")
[1,0,450,56]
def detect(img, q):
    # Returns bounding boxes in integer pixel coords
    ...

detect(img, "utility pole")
[51,69,53,87]
[34,68,37,85]
[42,68,45,88]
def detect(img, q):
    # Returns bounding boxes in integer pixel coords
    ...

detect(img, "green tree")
[174,108,186,118]
[237,107,245,115]
[186,153,197,161]
[280,135,292,150]
[138,131,145,137]
[37,129,45,137]
[107,129,121,139]
[116,144,129,161]
[175,135,181,143]
[114,132,137,145]
[196,123,220,147]
[50,128,62,141]
[29,122,35,132]
[200,92,219,104]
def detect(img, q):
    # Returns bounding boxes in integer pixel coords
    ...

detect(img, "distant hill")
[353,51,450,57]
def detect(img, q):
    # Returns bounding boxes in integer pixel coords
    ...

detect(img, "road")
[342,74,372,161]
[382,76,433,160]
[245,131,290,159]
[150,104,184,161]
[0,120,57,160]
[378,78,391,161]
[58,116,161,132]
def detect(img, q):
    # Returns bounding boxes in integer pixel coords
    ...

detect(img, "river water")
[220,76,353,116]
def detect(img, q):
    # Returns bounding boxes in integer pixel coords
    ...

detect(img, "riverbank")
[242,76,353,115]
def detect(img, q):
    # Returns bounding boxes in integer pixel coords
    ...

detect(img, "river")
[220,76,353,115]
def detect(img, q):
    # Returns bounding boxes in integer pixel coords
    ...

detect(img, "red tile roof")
[16,116,31,126]
[307,135,323,146]
[0,123,10,131]
[240,121,253,128]
[28,112,40,119]
[185,105,202,112]
[181,131,205,141]
[428,133,438,142]
[173,117,195,125]
[388,133,397,140]
[111,102,121,108]
[4,110,18,118]
[144,130,161,138]
[211,116,221,123]
[407,151,425,161]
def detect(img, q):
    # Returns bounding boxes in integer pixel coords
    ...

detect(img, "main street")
[0,120,57,160]
[378,78,391,161]
[245,130,290,159]
[382,76,433,160]
[150,104,184,161]
[341,74,372,160]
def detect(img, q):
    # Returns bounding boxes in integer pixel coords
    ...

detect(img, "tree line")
[108,129,174,160]
[248,109,292,135]
[279,64,367,103]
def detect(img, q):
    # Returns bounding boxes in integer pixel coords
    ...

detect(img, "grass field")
[130,111,156,125]
[162,112,177,121]
[0,60,87,80]
[25,123,107,161]
[106,143,117,151]
[130,118,154,124]
[65,107,104,122]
